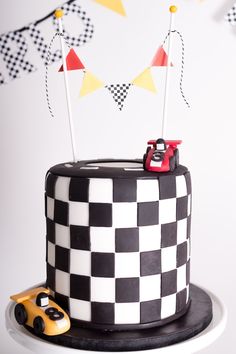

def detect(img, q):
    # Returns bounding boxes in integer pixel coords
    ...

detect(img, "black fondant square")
[184,172,192,195]
[177,241,188,267]
[140,299,161,323]
[69,178,89,202]
[46,263,55,291]
[55,245,70,272]
[91,302,114,324]
[54,292,69,311]
[140,250,161,276]
[113,179,137,202]
[161,222,177,248]
[115,228,139,252]
[70,225,90,250]
[89,203,112,227]
[70,274,90,301]
[46,218,55,243]
[186,260,190,285]
[159,175,176,200]
[161,270,177,297]
[46,173,58,198]
[176,196,188,221]
[176,288,187,312]
[54,200,69,226]
[116,278,139,303]
[91,252,114,277]
[187,216,191,239]
[137,202,159,226]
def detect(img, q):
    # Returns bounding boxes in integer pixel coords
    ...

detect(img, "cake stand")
[5,284,227,354]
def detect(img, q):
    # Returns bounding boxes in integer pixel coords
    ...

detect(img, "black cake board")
[25,284,212,352]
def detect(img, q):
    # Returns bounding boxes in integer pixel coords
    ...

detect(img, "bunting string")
[45,32,71,119]
[163,30,190,108]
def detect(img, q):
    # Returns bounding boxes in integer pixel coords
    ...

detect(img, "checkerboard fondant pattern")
[46,172,191,326]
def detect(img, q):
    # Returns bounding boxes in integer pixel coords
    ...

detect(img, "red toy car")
[143,138,182,172]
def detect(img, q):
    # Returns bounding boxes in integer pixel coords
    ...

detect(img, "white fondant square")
[115,303,140,324]
[159,198,176,224]
[161,293,176,319]
[91,277,115,302]
[69,298,91,321]
[161,246,177,272]
[188,195,191,216]
[55,177,70,202]
[90,227,115,252]
[47,197,54,220]
[137,179,159,202]
[177,264,187,292]
[187,239,191,260]
[55,223,70,249]
[115,252,140,278]
[177,219,187,244]
[55,269,70,296]
[140,274,161,301]
[70,249,91,276]
[47,241,55,267]
[186,285,190,303]
[89,178,113,203]
[139,225,161,251]
[112,203,137,228]
[176,176,187,198]
[69,202,89,226]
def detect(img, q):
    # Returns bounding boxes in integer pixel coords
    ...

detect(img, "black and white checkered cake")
[45,160,191,330]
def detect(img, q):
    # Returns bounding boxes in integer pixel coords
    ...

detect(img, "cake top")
[48,159,188,179]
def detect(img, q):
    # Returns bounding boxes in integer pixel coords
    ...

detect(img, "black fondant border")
[24,284,213,352]
[48,159,188,179]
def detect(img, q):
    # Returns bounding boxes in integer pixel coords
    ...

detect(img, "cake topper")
[143,6,188,173]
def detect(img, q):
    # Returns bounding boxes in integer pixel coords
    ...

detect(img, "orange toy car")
[10,287,70,336]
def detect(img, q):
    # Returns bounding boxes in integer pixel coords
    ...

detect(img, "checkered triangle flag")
[225,3,236,25]
[105,83,131,111]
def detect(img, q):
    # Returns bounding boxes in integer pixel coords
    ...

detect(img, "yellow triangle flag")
[94,0,126,16]
[80,71,104,97]
[132,68,157,93]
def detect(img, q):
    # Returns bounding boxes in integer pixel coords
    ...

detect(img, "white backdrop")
[0,0,235,353]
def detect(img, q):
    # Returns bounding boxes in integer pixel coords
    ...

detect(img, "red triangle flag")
[151,46,173,67]
[58,48,85,72]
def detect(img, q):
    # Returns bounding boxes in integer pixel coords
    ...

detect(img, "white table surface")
[5,285,227,354]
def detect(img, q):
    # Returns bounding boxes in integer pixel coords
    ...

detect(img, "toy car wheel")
[33,316,45,335]
[169,156,176,172]
[143,154,147,169]
[15,303,27,325]
[174,149,179,166]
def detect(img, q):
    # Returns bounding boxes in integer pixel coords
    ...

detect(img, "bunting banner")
[151,46,173,67]
[225,3,236,25]
[80,71,104,96]
[52,30,189,112]
[59,48,85,71]
[94,0,126,16]
[106,84,131,110]
[0,0,94,85]
[132,68,157,92]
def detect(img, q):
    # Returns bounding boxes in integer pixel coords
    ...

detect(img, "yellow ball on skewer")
[169,5,178,13]
[54,9,64,18]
